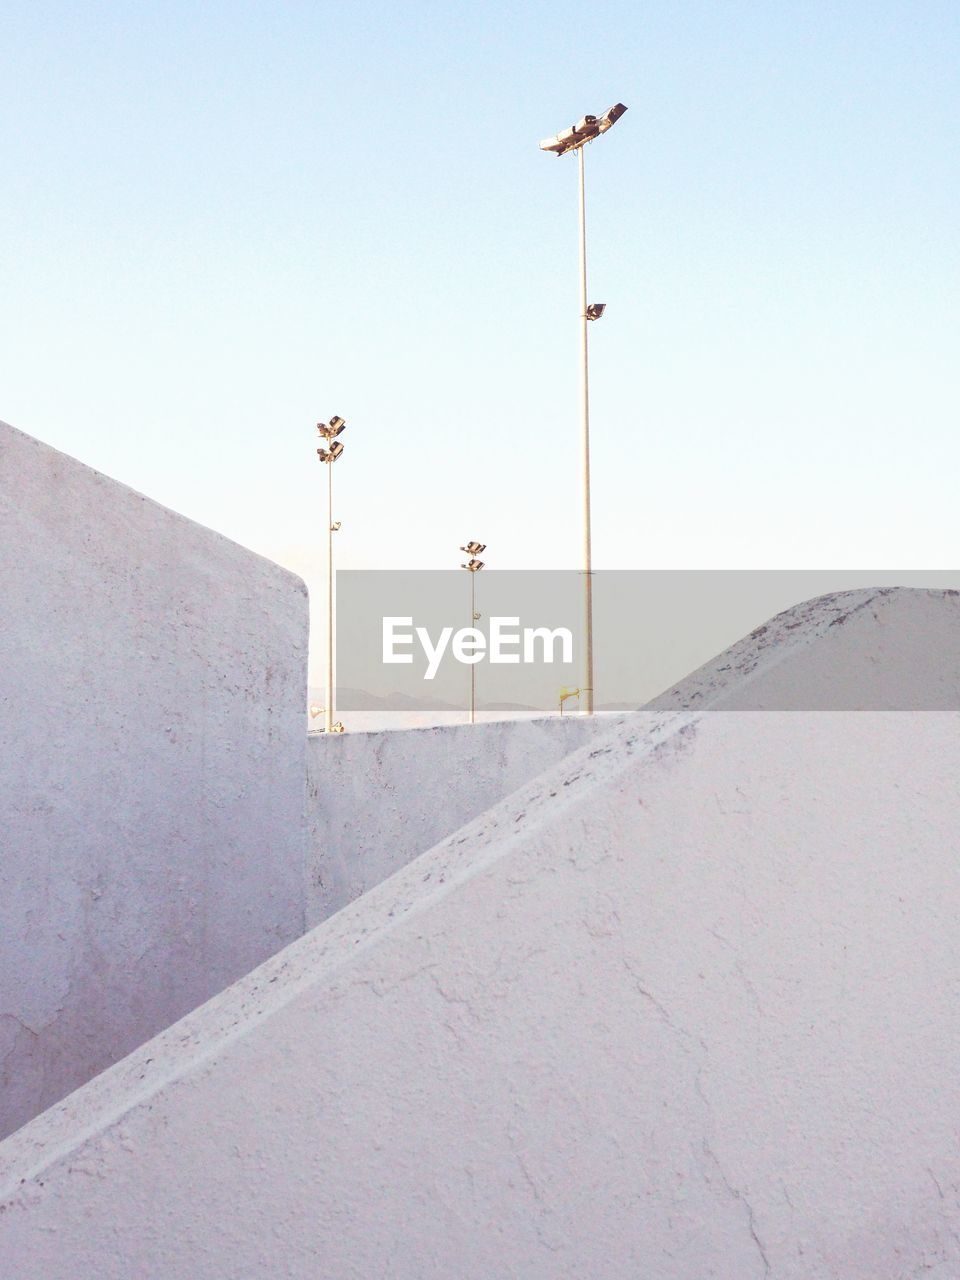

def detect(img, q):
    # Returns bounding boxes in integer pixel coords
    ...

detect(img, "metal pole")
[325,459,334,734]
[469,570,476,725]
[578,143,594,715]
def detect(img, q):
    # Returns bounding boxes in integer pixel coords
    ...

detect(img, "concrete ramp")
[3,590,960,1276]
[307,586,960,926]
[649,584,960,710]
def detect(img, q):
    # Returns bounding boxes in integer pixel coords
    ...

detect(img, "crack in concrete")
[702,1138,771,1278]
[707,927,765,1020]
[1,1014,40,1041]
[620,958,771,1277]
[505,1122,563,1256]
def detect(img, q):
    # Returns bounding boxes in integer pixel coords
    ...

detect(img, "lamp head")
[317,415,347,440]
[598,102,627,132]
[540,103,627,154]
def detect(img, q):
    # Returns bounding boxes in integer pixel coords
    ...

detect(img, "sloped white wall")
[4,707,960,1278]
[648,585,960,711]
[307,587,960,925]
[3,589,960,1277]
[0,421,308,1140]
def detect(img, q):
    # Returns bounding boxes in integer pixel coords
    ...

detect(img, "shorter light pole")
[459,542,486,724]
[317,414,347,734]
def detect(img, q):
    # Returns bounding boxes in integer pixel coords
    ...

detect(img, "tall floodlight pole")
[316,415,347,734]
[577,142,593,717]
[540,102,627,715]
[459,542,486,724]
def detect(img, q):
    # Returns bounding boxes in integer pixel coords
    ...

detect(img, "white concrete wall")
[4,709,960,1276]
[307,587,960,925]
[649,585,960,711]
[0,421,308,1140]
[4,592,960,1277]
[306,713,621,923]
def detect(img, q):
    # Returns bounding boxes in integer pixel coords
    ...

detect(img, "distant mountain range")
[306,689,634,725]
[309,687,460,713]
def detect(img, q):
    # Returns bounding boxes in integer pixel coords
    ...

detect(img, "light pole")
[540,102,627,715]
[316,414,346,734]
[459,542,486,724]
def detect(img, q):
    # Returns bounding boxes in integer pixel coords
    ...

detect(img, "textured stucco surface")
[3,588,960,1276]
[649,585,960,712]
[0,420,308,1140]
[3,705,960,1278]
[306,713,621,923]
[307,587,960,925]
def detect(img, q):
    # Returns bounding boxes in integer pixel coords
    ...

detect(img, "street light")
[539,101,627,715]
[316,414,348,735]
[459,543,486,724]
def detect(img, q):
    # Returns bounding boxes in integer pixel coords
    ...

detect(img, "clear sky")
[3,1,958,680]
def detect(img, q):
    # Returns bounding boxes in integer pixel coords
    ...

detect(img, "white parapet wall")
[0,421,308,1140]
[307,586,960,926]
[4,591,960,1277]
[306,713,621,924]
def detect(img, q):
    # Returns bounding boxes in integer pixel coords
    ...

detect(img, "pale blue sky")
[3,1,958,678]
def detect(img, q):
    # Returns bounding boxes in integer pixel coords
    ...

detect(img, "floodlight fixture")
[598,102,627,133]
[586,302,606,321]
[317,414,347,440]
[459,541,486,556]
[538,103,626,157]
